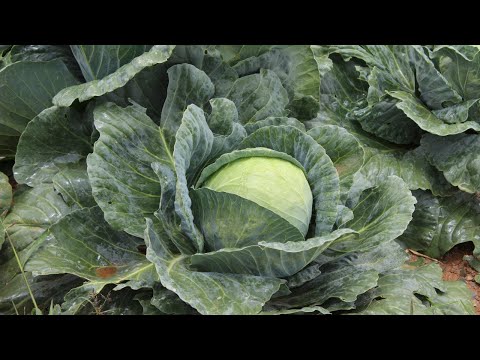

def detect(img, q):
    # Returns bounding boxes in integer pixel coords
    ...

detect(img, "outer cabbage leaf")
[0,184,71,298]
[145,218,284,315]
[270,241,407,309]
[0,60,79,158]
[190,228,356,277]
[334,176,416,253]
[14,106,93,186]
[25,207,154,292]
[87,102,173,238]
[357,263,475,315]
[349,146,454,202]
[421,133,480,193]
[70,45,152,81]
[233,46,320,120]
[389,91,480,135]
[52,163,96,209]
[431,46,480,100]
[307,125,364,203]
[399,190,480,259]
[53,45,175,107]
[159,63,214,149]
[227,69,289,125]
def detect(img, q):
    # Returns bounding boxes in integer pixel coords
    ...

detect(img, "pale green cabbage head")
[202,154,313,236]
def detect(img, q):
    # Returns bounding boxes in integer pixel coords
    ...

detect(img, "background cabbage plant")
[0,45,476,315]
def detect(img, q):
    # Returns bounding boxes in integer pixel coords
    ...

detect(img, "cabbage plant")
[0,45,475,315]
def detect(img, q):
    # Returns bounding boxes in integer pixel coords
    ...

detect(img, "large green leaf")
[352,100,423,145]
[307,125,364,202]
[318,53,368,105]
[160,64,214,149]
[362,45,416,103]
[310,45,334,79]
[166,45,206,69]
[52,163,96,209]
[87,102,172,238]
[1,184,71,262]
[312,57,401,150]
[0,60,79,158]
[25,207,153,291]
[428,281,477,315]
[150,162,196,255]
[432,46,480,100]
[311,97,395,151]
[151,101,244,254]
[420,133,480,193]
[6,45,82,79]
[70,45,152,81]
[165,46,238,98]
[207,98,247,158]
[286,263,323,289]
[337,176,415,253]
[0,184,71,291]
[227,69,289,124]
[338,174,413,250]
[14,106,93,186]
[145,218,284,315]
[399,190,480,259]
[348,145,454,204]
[389,90,480,135]
[271,240,407,309]
[0,232,51,293]
[323,46,415,103]
[190,228,356,278]
[106,64,169,124]
[432,45,480,61]
[202,54,239,97]
[409,45,462,109]
[206,98,237,134]
[53,45,175,107]
[233,46,320,120]
[357,263,475,315]
[318,48,423,146]
[431,99,480,124]
[172,104,214,252]
[320,45,480,141]
[7,45,71,63]
[240,126,339,235]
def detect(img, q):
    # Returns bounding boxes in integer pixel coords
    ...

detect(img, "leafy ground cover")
[0,45,479,315]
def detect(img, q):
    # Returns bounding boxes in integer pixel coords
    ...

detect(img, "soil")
[409,242,480,314]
